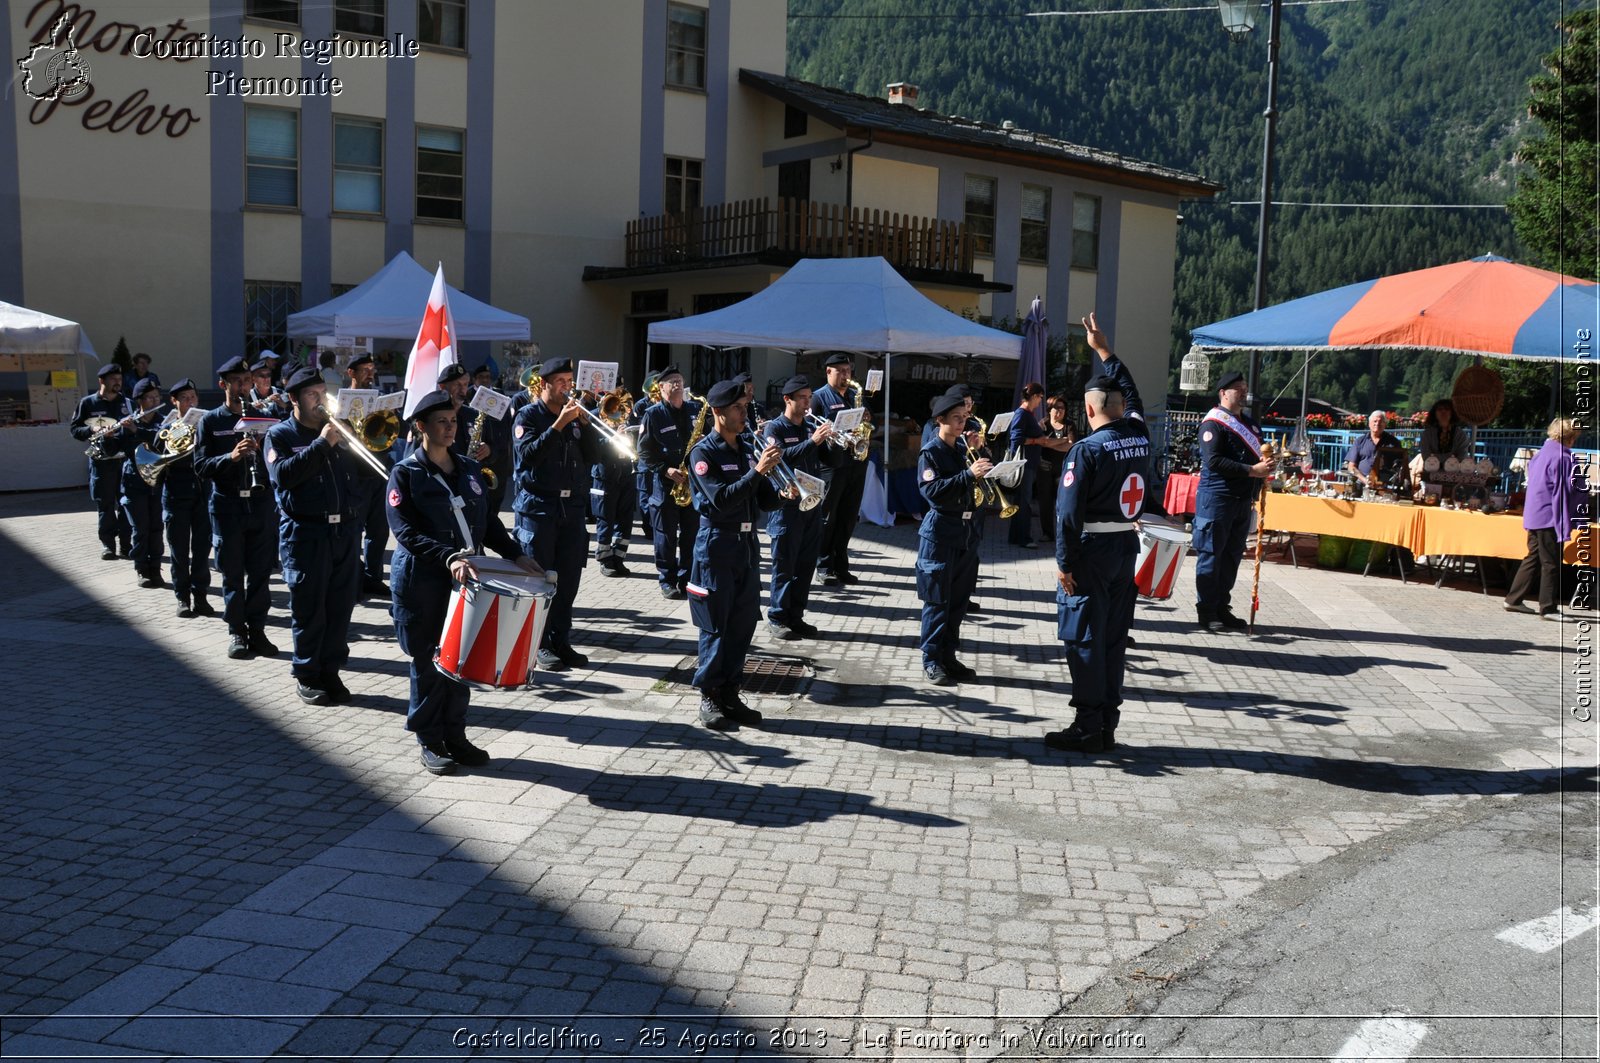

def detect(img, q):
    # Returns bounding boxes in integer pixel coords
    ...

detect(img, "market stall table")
[1262,493,1421,580]
[1163,472,1199,517]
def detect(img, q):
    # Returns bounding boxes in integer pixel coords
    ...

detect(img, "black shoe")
[1126,634,1137,648]
[718,687,762,727]
[840,573,861,585]
[536,648,567,671]
[1217,610,1248,630]
[322,673,351,704]
[249,628,279,656]
[661,584,686,600]
[1103,729,1118,750]
[1196,614,1220,634]
[1044,727,1105,754]
[296,680,331,706]
[1014,540,1038,550]
[191,596,216,618]
[137,575,160,589]
[443,734,490,767]
[698,695,737,731]
[944,658,977,682]
[101,547,118,561]
[552,645,589,667]
[227,633,253,660]
[792,619,823,639]
[118,546,133,560]
[362,577,390,596]
[174,596,194,619]
[419,740,458,775]
[767,620,801,642]
[600,562,625,577]
[819,572,841,586]
[924,663,953,687]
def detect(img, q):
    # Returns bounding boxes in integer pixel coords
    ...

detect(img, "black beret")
[259,349,281,360]
[733,371,752,384]
[943,384,972,399]
[470,363,492,376]
[215,356,249,376]
[930,392,967,419]
[250,356,275,373]
[284,366,323,394]
[657,364,681,380]
[436,363,468,385]
[823,351,852,368]
[131,379,160,398]
[96,362,122,379]
[1083,373,1123,395]
[706,379,744,408]
[1217,370,1246,392]
[168,377,197,396]
[781,375,812,397]
[538,357,573,377]
[409,389,453,422]
[347,353,374,370]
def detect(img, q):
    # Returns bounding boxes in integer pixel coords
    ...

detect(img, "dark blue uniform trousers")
[767,507,822,626]
[281,522,360,681]
[916,518,980,666]
[358,487,388,581]
[1058,532,1138,730]
[689,527,761,691]
[163,494,212,600]
[516,503,587,650]
[89,460,130,551]
[635,470,654,544]
[212,500,275,635]
[1192,494,1252,617]
[818,461,867,576]
[121,487,164,576]
[592,470,636,559]
[652,498,698,589]
[392,557,467,743]
[1007,463,1039,545]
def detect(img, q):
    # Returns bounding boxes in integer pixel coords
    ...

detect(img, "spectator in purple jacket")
[1505,418,1588,619]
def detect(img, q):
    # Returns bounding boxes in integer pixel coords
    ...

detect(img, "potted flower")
[1305,413,1333,429]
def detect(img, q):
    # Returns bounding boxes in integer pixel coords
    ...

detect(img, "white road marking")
[1495,905,1600,953]
[1331,1015,1429,1062]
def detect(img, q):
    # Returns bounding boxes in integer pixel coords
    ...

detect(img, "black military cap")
[943,383,972,399]
[347,353,374,370]
[1216,370,1246,392]
[436,363,468,385]
[252,356,278,374]
[96,362,122,379]
[409,389,453,422]
[706,379,744,408]
[823,351,852,368]
[930,392,967,419]
[781,375,812,397]
[470,362,493,376]
[215,356,249,376]
[657,364,681,380]
[168,377,197,396]
[283,366,323,394]
[131,378,160,399]
[538,357,574,378]
[1083,373,1123,395]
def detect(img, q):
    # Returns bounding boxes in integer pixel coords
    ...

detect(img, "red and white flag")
[401,263,458,418]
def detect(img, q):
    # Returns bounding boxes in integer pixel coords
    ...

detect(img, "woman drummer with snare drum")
[387,389,545,776]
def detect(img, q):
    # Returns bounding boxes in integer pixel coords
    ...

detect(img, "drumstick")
[1249,441,1275,634]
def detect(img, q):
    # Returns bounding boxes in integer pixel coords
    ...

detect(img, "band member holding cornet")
[263,369,365,706]
[764,376,843,641]
[162,378,214,619]
[810,352,868,586]
[638,366,700,600]
[917,391,988,686]
[195,356,279,661]
[70,362,132,561]
[112,379,168,589]
[686,379,784,730]
[342,352,392,596]
[511,357,603,670]
[248,357,292,418]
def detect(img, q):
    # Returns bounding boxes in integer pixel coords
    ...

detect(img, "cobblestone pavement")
[0,489,1592,1060]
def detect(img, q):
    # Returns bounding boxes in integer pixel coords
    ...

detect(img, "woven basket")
[1451,365,1505,427]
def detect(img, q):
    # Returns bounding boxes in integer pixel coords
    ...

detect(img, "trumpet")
[804,414,871,460]
[314,403,392,478]
[742,428,822,512]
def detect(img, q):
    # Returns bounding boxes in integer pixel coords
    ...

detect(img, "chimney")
[886,82,918,106]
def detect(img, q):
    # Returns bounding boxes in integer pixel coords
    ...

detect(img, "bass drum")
[1134,522,1192,600]
[434,557,556,691]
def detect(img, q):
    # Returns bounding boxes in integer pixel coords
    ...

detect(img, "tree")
[1508,8,1599,280]
[110,335,132,376]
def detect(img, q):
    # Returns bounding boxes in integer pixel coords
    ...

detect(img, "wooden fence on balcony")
[625,197,973,273]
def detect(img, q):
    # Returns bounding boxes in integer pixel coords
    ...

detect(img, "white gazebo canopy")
[287,251,531,341]
[0,300,98,357]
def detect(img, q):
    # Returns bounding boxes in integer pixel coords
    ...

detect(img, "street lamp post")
[1219,0,1283,424]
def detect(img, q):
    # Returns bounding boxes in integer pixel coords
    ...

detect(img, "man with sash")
[1193,370,1272,633]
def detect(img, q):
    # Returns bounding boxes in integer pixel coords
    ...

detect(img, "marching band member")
[632,372,659,553]
[128,352,161,391]
[265,369,364,706]
[810,352,869,586]
[161,379,215,618]
[916,391,988,686]
[343,353,391,596]
[686,379,783,730]
[1046,314,1150,753]
[735,372,766,428]
[511,357,603,670]
[638,366,700,600]
[70,362,132,561]
[585,386,636,577]
[389,390,542,774]
[763,375,842,641]
[114,379,168,589]
[1193,368,1271,633]
[469,363,514,511]
[248,358,291,417]
[195,356,279,661]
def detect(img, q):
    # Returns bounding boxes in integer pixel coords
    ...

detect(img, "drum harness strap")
[428,470,476,558]
[1083,520,1135,534]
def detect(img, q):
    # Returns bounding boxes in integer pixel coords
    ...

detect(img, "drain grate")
[655,653,814,697]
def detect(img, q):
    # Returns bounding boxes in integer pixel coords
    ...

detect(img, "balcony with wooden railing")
[624,197,975,274]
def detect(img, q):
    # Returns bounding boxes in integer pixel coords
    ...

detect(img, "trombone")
[741,428,822,512]
[316,400,393,478]
[577,403,638,459]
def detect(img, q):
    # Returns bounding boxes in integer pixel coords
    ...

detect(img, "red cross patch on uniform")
[387,488,402,507]
[1118,472,1146,519]
[514,424,525,439]
[922,467,934,482]
[469,477,482,495]
[1062,469,1074,488]
[265,446,276,464]
[694,460,708,476]
[1202,430,1214,442]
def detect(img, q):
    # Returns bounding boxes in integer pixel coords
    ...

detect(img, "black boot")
[1102,707,1122,750]
[174,592,193,619]
[697,692,736,731]
[1045,708,1106,753]
[718,685,762,727]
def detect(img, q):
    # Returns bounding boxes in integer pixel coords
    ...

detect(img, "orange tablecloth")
[1564,526,1599,566]
[1412,509,1529,560]
[1265,495,1593,563]
[1163,472,1200,516]
[1262,494,1422,550]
